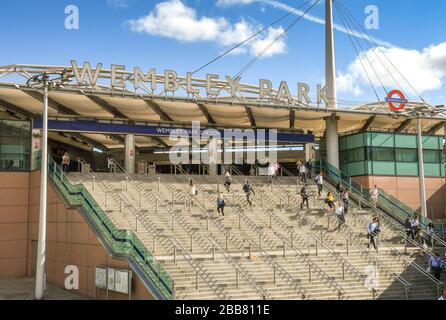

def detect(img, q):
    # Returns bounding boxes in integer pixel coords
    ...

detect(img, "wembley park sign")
[69,60,330,106]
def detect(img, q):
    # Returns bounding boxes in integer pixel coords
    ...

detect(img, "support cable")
[233,0,321,80]
[191,0,315,75]
[337,0,425,102]
[333,0,381,101]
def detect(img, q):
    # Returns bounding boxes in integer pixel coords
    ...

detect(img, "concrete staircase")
[68,171,444,300]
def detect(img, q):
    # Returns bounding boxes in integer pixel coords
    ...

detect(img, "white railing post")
[92,176,96,191]
[158,177,160,192]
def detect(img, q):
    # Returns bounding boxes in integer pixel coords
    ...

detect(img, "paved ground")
[0,278,89,300]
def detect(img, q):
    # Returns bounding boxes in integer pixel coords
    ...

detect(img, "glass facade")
[339,132,445,177]
[0,120,31,171]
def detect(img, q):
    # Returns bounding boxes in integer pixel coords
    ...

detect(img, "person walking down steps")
[62,152,70,174]
[300,185,309,210]
[189,179,197,205]
[242,180,255,208]
[224,171,232,192]
[217,193,225,217]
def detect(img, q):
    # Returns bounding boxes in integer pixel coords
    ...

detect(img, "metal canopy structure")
[0,64,445,150]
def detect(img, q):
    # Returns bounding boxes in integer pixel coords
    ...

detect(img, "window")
[0,120,31,171]
[369,147,395,161]
[423,150,441,163]
[340,148,365,164]
[395,148,418,162]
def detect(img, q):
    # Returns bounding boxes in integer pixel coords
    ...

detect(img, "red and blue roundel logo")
[386,90,407,111]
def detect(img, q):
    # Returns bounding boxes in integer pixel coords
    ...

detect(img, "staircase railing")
[48,156,174,299]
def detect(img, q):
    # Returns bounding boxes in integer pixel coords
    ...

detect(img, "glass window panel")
[395,148,418,162]
[423,150,440,163]
[0,120,31,172]
[371,147,395,161]
[0,120,30,137]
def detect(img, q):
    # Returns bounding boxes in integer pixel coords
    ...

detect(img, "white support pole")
[325,0,339,169]
[416,118,427,218]
[35,81,48,300]
[125,134,135,174]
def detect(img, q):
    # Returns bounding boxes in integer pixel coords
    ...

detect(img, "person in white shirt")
[268,162,275,185]
[299,164,307,183]
[315,173,323,197]
[411,216,420,240]
[438,289,446,300]
[62,152,70,174]
[371,185,379,207]
[335,203,345,231]
[224,171,232,192]
[107,157,115,173]
[189,179,197,205]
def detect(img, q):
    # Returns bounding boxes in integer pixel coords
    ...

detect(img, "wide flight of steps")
[68,172,444,300]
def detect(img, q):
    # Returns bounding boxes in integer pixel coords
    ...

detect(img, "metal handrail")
[156,235,228,299]
[205,236,271,299]
[290,208,369,290]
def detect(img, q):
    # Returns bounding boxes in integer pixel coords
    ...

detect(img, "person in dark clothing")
[336,181,343,194]
[300,185,309,210]
[242,181,255,207]
[425,223,435,247]
[217,193,225,216]
[305,161,312,179]
[367,217,380,251]
[405,217,414,240]
[428,253,444,281]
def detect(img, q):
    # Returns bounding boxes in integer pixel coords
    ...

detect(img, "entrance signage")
[386,89,407,111]
[69,60,329,106]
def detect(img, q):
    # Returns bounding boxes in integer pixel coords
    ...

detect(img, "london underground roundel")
[386,90,407,111]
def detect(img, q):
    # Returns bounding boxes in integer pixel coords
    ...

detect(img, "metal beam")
[86,95,128,119]
[395,119,412,133]
[144,100,173,122]
[24,90,79,115]
[0,98,36,118]
[197,103,216,125]
[290,110,295,129]
[151,136,169,148]
[360,115,375,132]
[245,106,256,127]
[69,132,109,151]
[424,121,445,135]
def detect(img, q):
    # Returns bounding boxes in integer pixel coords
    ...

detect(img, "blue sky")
[0,0,445,106]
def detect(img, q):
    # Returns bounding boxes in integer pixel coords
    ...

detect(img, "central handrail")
[205,236,271,300]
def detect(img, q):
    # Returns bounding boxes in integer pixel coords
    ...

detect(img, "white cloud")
[128,0,286,57]
[336,43,446,99]
[217,0,256,6]
[107,0,128,8]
